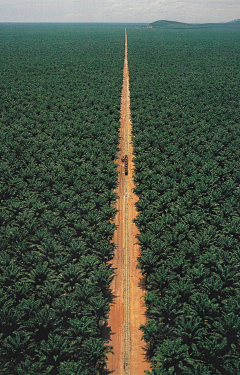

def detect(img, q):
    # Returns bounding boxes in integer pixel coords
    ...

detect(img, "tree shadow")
[137,275,151,362]
[101,368,114,375]
[137,274,149,317]
[103,285,117,306]
[141,344,151,363]
[138,273,147,292]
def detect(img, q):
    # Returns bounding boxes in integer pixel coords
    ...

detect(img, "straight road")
[107,28,150,375]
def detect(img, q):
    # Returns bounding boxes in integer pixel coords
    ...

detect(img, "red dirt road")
[107,28,150,375]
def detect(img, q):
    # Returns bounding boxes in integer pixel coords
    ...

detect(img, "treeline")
[0,25,123,374]
[128,29,240,374]
[149,20,240,29]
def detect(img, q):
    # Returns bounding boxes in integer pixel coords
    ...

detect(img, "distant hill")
[149,20,240,29]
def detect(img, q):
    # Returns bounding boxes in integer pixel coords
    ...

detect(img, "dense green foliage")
[149,19,240,29]
[128,29,240,374]
[0,24,124,374]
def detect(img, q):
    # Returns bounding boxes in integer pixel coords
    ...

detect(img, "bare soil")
[107,28,150,375]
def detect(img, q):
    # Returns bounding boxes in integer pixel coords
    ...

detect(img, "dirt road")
[107,28,150,375]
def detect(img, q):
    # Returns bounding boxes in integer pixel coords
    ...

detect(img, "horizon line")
[0,19,238,25]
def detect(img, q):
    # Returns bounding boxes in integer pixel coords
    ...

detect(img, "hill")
[149,19,240,29]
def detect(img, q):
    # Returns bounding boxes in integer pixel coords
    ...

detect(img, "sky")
[0,0,239,24]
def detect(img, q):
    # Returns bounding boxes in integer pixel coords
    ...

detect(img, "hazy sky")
[0,0,239,23]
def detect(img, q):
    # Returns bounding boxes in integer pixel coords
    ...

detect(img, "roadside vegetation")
[128,28,240,374]
[0,24,123,374]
